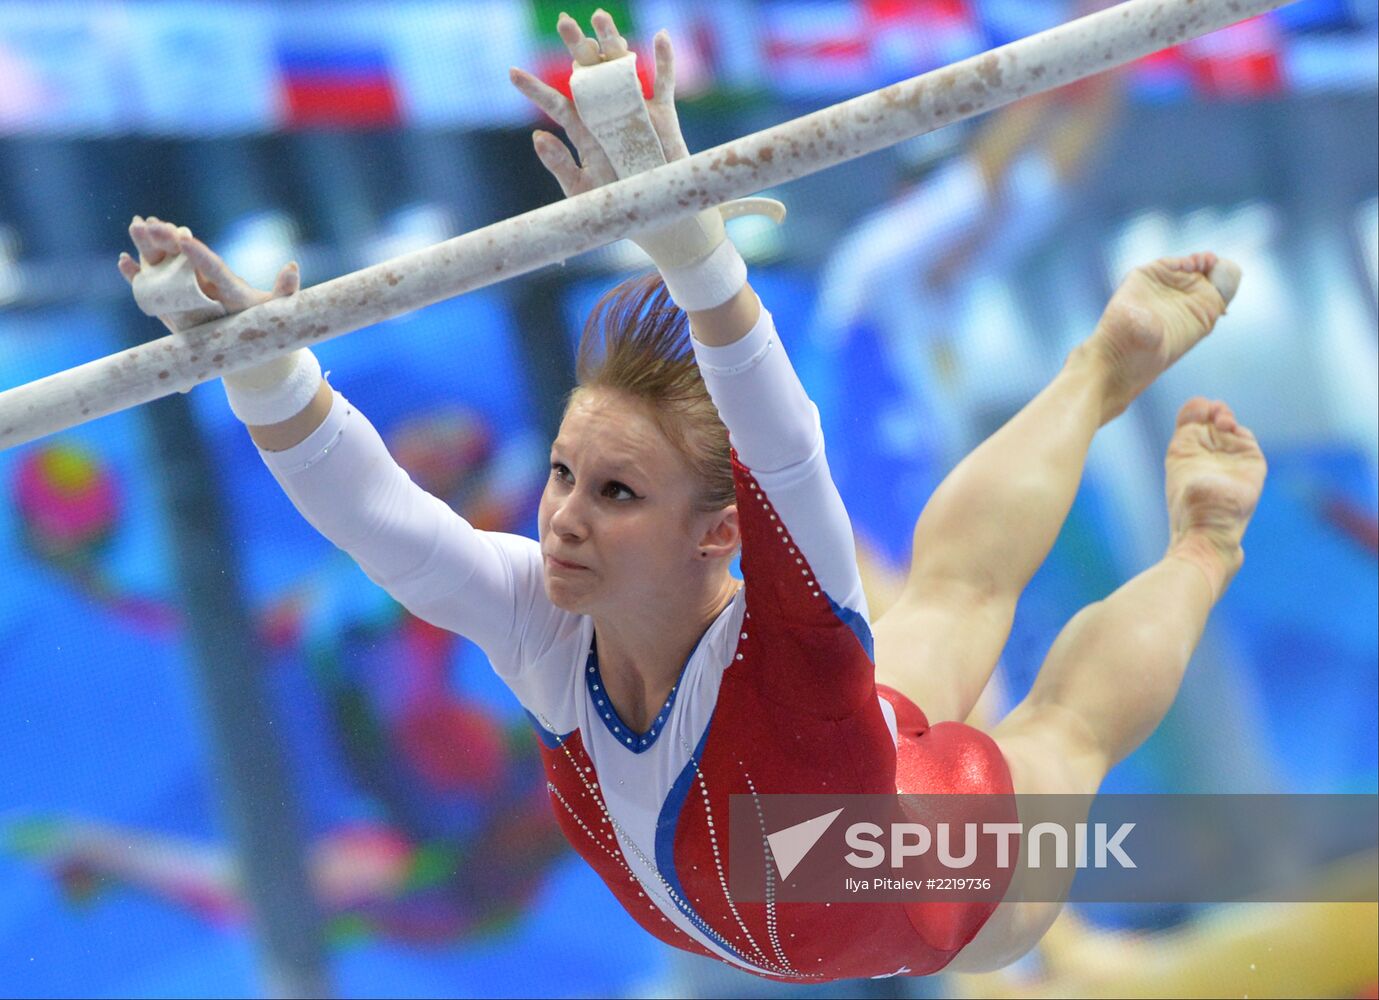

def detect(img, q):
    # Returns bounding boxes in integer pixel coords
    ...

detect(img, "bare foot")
[1075,253,1241,424]
[1164,397,1267,599]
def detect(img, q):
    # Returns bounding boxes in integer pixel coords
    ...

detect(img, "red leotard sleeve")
[692,307,875,716]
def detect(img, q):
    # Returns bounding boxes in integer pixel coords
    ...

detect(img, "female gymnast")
[117,11,1267,982]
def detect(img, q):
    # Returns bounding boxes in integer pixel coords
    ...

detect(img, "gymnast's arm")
[253,387,539,649]
[118,218,547,656]
[510,12,865,618]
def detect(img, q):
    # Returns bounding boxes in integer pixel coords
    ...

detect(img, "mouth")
[545,554,589,572]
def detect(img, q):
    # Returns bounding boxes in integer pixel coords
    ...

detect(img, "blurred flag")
[760,0,983,99]
[1182,15,1285,96]
[1132,16,1285,99]
[761,1,870,98]
[0,0,1376,135]
[867,0,984,79]
[276,41,400,128]
[1131,47,1196,101]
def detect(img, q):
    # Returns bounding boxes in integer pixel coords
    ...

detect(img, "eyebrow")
[549,446,649,481]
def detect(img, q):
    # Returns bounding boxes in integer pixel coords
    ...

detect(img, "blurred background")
[0,0,1375,997]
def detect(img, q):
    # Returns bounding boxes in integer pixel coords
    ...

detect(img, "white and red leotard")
[260,305,1013,981]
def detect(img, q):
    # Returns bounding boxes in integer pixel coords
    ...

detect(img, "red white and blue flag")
[276,43,401,128]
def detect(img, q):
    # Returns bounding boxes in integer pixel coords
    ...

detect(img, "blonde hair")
[569,274,734,512]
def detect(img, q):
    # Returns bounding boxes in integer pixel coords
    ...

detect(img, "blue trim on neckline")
[585,629,703,754]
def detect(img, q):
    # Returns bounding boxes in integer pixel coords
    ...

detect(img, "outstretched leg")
[874,253,1241,724]
[948,397,1268,972]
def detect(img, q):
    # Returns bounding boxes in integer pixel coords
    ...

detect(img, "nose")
[548,490,590,542]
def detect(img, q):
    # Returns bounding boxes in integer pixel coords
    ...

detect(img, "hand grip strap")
[568,53,784,275]
[131,252,227,330]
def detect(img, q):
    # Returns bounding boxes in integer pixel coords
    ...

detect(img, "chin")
[543,574,595,614]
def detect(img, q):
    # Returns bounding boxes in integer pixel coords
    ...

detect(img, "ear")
[695,504,739,561]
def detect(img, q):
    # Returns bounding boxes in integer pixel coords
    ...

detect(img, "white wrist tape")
[223,349,323,426]
[657,238,747,312]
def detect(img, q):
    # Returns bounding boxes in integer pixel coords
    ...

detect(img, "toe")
[1176,396,1213,427]
[116,252,139,284]
[1179,251,1216,273]
[1207,258,1242,307]
[1165,252,1215,273]
[1212,401,1238,432]
[147,221,179,255]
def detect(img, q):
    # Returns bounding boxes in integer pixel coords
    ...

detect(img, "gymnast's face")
[539,389,718,616]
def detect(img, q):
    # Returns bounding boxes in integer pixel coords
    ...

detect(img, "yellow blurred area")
[37,444,101,494]
[951,859,1377,998]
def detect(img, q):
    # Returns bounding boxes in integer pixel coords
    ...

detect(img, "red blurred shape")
[1322,495,1379,556]
[282,79,400,128]
[397,702,508,795]
[1188,49,1283,96]
[1183,15,1284,97]
[866,0,971,23]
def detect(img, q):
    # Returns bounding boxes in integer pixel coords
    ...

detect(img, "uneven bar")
[0,0,1294,450]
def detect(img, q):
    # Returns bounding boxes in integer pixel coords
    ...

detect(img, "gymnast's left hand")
[507,10,690,198]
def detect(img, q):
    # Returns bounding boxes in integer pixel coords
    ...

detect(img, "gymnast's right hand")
[118,216,325,442]
[118,215,299,331]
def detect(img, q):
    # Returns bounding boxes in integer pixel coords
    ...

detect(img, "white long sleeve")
[256,390,583,720]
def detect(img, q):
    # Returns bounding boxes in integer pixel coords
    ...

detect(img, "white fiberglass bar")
[0,0,1294,451]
